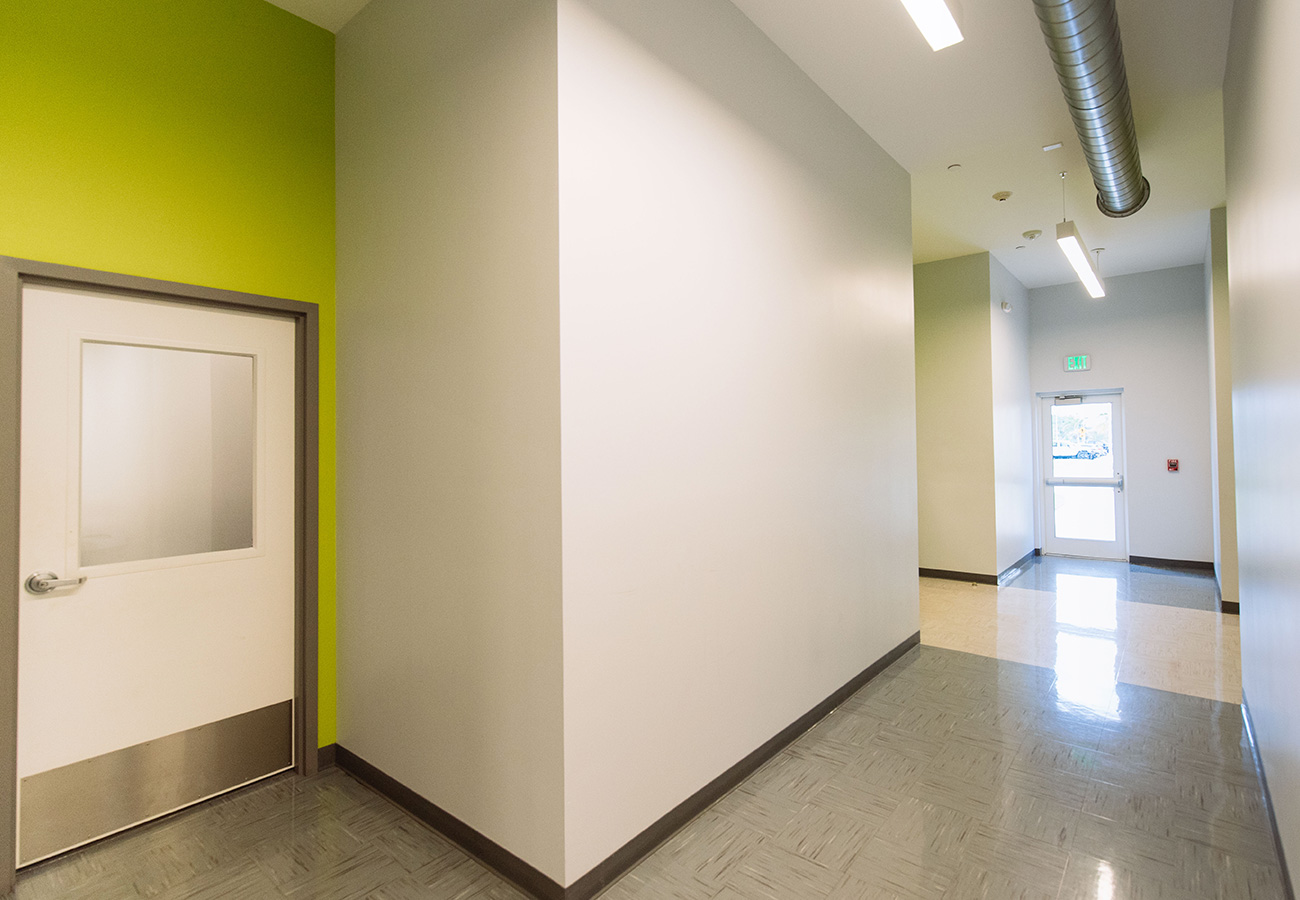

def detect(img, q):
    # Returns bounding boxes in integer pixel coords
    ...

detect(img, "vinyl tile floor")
[16,564,1278,899]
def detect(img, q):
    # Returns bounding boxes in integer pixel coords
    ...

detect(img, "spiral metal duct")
[1033,0,1150,217]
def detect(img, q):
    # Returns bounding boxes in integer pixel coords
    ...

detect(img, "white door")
[1040,393,1128,560]
[17,284,297,864]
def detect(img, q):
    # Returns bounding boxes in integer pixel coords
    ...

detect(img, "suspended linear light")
[899,0,964,51]
[1057,220,1106,298]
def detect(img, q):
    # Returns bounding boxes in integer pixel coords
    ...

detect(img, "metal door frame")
[0,256,320,891]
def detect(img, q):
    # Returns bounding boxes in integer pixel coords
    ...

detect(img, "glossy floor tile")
[1004,556,1221,613]
[920,558,1241,704]
[15,643,1284,899]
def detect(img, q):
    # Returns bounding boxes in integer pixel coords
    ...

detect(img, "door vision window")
[80,342,256,567]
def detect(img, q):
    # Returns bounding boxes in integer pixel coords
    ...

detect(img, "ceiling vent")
[1033,0,1150,218]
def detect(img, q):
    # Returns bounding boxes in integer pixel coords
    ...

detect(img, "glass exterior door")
[1040,394,1127,560]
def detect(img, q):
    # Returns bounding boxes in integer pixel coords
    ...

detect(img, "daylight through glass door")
[1051,401,1115,541]
[1041,393,1127,560]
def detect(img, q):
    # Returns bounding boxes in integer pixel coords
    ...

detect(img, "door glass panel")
[1050,402,1114,477]
[80,342,255,567]
[1053,486,1116,541]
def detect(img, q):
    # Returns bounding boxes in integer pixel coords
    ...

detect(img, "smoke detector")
[993,191,1012,202]
[1023,229,1043,241]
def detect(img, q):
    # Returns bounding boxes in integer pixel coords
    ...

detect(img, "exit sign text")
[1064,354,1091,372]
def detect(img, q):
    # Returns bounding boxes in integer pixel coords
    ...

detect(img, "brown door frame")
[0,256,320,892]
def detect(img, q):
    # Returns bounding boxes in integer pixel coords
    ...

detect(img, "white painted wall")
[1205,207,1239,605]
[335,0,565,881]
[913,253,996,577]
[1028,266,1214,562]
[557,0,918,882]
[989,257,1035,573]
[1225,0,1300,884]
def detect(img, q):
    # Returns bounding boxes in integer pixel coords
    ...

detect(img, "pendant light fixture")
[1055,172,1106,298]
[899,0,964,51]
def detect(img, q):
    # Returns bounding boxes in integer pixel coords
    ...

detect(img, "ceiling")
[728,0,1234,288]
[269,0,1234,289]
[266,0,370,32]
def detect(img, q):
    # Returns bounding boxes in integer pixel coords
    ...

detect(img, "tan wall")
[1205,207,1239,604]
[914,254,997,577]
[335,0,565,880]
[989,257,1035,574]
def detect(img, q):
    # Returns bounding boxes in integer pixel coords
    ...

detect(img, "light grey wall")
[914,253,997,577]
[335,0,565,881]
[556,0,918,880]
[1225,0,1300,884]
[989,257,1035,573]
[1205,207,1238,605]
[1029,266,1214,562]
[337,0,921,884]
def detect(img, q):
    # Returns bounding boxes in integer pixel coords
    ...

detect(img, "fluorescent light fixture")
[900,0,964,51]
[1057,220,1106,298]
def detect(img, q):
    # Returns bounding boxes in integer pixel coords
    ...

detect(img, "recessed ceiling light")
[1043,142,1064,152]
[899,0,964,51]
[947,163,962,171]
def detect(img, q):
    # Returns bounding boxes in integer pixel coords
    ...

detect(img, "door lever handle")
[25,571,87,595]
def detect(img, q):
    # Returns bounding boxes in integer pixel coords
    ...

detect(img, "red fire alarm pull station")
[1167,459,1179,472]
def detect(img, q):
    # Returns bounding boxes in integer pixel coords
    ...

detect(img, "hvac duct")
[1033,0,1150,218]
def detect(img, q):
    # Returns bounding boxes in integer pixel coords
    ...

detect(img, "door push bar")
[1045,475,1124,493]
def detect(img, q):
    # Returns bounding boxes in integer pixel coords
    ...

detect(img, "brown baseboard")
[1219,600,1240,615]
[335,630,921,900]
[316,743,337,769]
[336,745,564,899]
[566,630,920,899]
[1128,555,1215,573]
[1242,694,1297,900]
[919,567,997,585]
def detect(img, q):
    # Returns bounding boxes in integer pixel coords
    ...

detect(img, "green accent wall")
[0,0,337,744]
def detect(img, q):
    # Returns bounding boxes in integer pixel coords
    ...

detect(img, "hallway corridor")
[13,562,1279,899]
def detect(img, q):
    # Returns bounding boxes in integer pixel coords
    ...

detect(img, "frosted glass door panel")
[1052,486,1116,542]
[80,342,255,567]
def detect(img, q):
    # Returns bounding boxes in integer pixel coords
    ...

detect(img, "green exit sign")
[1064,354,1091,372]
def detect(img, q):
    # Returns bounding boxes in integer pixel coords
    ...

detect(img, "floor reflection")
[1054,632,1120,721]
[1052,573,1121,720]
[920,556,1241,704]
[1093,858,1117,900]
[1055,573,1119,632]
